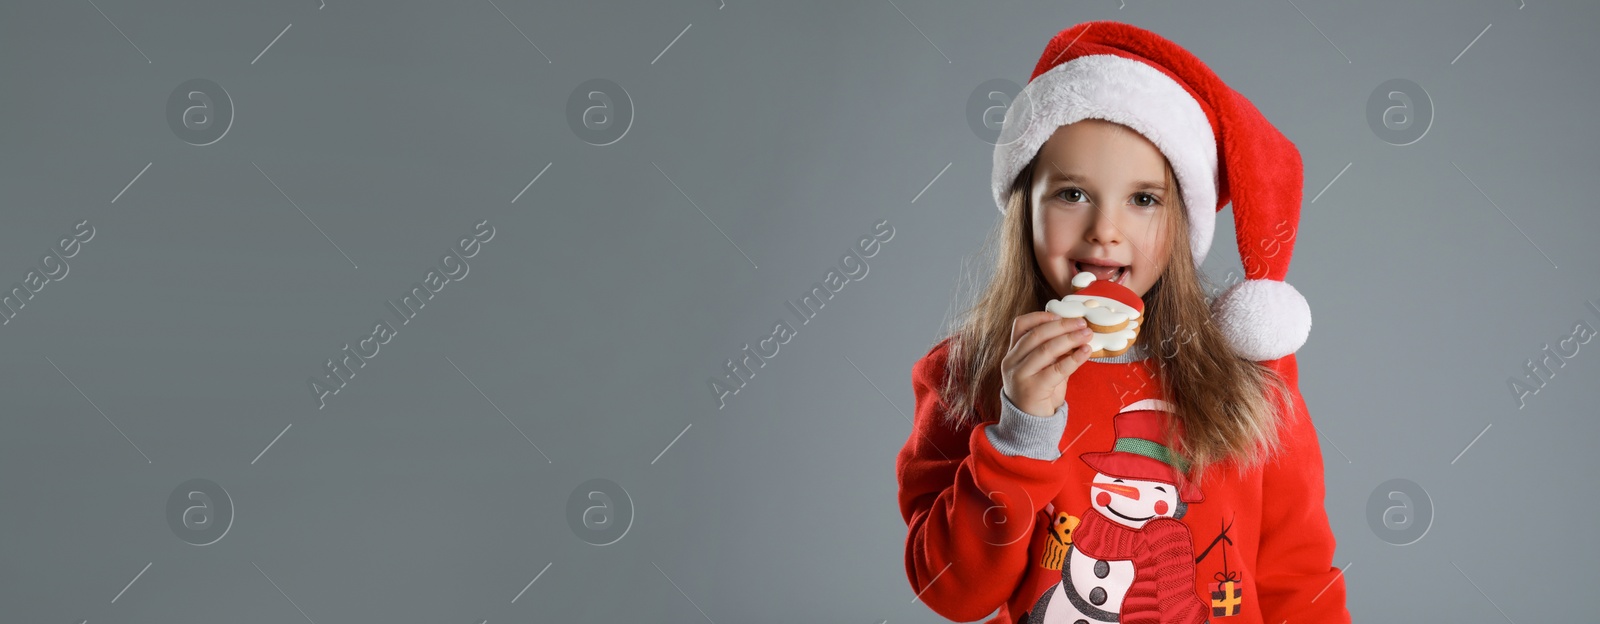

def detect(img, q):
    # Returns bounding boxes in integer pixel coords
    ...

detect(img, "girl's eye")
[1055,188,1161,207]
[1055,187,1086,203]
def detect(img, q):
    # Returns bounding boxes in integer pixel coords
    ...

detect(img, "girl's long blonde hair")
[937,146,1293,487]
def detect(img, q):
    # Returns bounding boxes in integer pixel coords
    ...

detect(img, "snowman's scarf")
[1072,508,1209,623]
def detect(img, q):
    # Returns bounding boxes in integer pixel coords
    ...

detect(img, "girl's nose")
[1087,208,1122,245]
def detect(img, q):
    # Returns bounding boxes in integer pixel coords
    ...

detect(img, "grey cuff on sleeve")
[984,391,1068,460]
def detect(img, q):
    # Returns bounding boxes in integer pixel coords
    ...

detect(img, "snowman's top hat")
[1080,400,1204,503]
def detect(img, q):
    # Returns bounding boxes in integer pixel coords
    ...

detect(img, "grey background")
[2,0,1595,622]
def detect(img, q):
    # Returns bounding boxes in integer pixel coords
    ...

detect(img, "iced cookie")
[1044,271,1145,358]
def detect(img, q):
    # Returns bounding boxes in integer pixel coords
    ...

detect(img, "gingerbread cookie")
[1044,271,1145,358]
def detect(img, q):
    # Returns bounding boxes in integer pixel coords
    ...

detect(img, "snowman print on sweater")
[1023,399,1216,624]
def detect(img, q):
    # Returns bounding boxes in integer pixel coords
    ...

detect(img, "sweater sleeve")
[895,341,1075,622]
[1255,353,1353,624]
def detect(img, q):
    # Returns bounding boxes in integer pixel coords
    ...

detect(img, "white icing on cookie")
[1086,319,1139,353]
[1049,271,1143,355]
[1045,296,1142,326]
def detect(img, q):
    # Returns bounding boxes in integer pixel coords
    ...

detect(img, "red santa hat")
[993,20,1311,361]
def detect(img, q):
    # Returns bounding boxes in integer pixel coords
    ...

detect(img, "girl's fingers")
[1018,327,1093,377]
[1012,326,1070,375]
[1010,311,1070,350]
[1017,316,1090,362]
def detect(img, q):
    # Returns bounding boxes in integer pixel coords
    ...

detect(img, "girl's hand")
[1001,311,1095,418]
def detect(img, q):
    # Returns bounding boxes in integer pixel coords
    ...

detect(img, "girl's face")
[1030,119,1174,299]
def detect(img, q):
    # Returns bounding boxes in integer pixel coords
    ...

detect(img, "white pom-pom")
[1210,279,1311,361]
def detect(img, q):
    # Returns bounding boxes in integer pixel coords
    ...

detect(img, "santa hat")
[993,20,1311,361]
[1080,399,1204,503]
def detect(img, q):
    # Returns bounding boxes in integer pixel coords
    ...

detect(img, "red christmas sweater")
[896,338,1350,624]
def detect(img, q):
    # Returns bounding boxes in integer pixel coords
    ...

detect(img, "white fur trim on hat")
[1210,279,1311,361]
[993,54,1220,267]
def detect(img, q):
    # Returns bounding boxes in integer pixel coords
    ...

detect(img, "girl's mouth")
[1072,260,1128,285]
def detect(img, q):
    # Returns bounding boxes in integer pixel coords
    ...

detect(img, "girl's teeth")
[1078,263,1123,283]
[1073,261,1127,284]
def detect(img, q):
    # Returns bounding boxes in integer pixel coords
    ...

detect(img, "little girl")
[896,21,1350,624]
